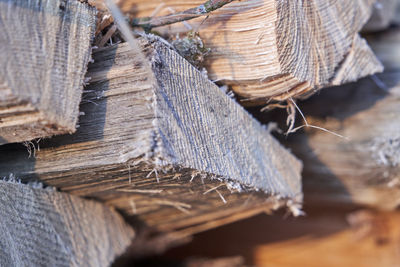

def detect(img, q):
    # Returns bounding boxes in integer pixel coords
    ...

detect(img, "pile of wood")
[0,0,399,265]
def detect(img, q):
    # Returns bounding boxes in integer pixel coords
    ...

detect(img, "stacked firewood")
[0,0,399,265]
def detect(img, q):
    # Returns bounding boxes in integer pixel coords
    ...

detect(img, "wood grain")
[114,0,382,102]
[285,27,400,210]
[0,37,302,235]
[0,0,96,144]
[0,180,134,267]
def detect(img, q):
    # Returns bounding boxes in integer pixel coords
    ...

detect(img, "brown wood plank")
[0,0,96,144]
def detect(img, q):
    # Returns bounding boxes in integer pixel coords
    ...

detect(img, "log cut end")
[0,0,97,144]
[125,0,383,103]
[237,0,384,102]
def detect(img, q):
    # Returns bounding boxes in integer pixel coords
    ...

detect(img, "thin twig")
[131,0,236,31]
[166,7,193,30]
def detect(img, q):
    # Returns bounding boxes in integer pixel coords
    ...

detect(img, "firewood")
[286,27,400,210]
[0,36,302,235]
[0,179,134,267]
[119,0,382,102]
[0,0,96,144]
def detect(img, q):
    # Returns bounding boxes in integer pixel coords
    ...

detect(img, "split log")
[0,0,96,144]
[0,179,134,267]
[363,0,400,32]
[116,0,382,102]
[0,37,302,236]
[286,27,400,210]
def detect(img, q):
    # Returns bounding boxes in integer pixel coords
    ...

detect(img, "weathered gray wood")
[0,179,134,267]
[286,27,400,210]
[0,0,96,144]
[0,37,302,235]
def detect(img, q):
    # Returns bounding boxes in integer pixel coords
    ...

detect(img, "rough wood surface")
[0,0,96,144]
[0,37,302,235]
[363,0,400,32]
[285,27,400,210]
[114,0,382,102]
[0,179,134,267]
